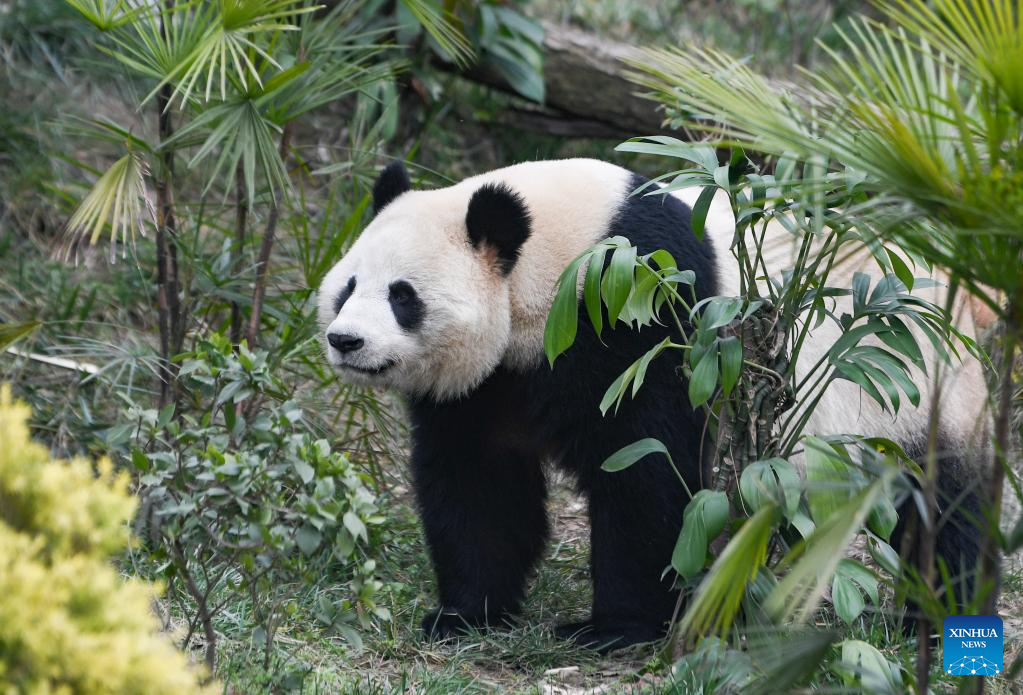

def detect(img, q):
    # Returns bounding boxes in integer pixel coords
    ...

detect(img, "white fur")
[671,186,991,450]
[319,158,990,446]
[318,159,632,400]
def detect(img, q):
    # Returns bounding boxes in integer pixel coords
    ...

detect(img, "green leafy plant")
[124,334,388,669]
[0,387,214,694]
[61,0,402,399]
[624,2,1023,690]
[392,0,545,102]
[542,136,972,688]
[544,141,941,650]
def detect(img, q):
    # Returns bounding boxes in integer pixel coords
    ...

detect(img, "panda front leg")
[411,434,549,639]
[559,449,690,651]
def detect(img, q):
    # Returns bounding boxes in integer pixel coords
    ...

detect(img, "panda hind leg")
[892,449,986,621]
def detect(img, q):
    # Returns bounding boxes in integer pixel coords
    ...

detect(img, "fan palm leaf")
[63,150,156,261]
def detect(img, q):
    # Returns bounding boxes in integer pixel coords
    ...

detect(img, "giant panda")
[317,158,991,650]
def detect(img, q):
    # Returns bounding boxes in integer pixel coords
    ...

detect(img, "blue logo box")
[943,615,1003,676]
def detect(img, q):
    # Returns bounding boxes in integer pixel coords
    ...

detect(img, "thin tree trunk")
[173,541,216,675]
[230,163,248,345]
[155,1,181,405]
[245,122,294,347]
[913,385,943,693]
[972,309,1020,695]
[155,185,172,406]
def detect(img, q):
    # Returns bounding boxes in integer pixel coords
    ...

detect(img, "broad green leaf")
[680,503,776,639]
[885,248,915,291]
[832,573,865,624]
[766,474,892,625]
[690,185,719,239]
[673,489,732,579]
[688,351,719,407]
[599,361,638,416]
[601,437,672,473]
[836,558,879,605]
[602,244,638,326]
[867,535,901,575]
[698,296,743,330]
[671,510,707,579]
[544,255,585,365]
[834,362,889,412]
[740,457,801,519]
[583,248,606,337]
[293,459,315,485]
[867,491,898,540]
[631,337,673,398]
[719,335,742,396]
[837,639,901,694]
[804,437,855,525]
[296,524,322,555]
[343,511,367,542]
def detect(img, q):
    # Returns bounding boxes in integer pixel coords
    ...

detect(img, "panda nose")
[328,333,364,354]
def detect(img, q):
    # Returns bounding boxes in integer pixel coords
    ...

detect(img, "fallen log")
[456,20,669,139]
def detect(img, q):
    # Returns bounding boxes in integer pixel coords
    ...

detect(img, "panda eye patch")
[389,280,414,304]
[333,276,356,315]
[388,280,424,330]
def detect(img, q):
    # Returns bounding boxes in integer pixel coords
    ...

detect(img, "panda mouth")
[339,360,396,375]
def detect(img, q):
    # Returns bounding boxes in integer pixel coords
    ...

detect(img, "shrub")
[127,334,389,668]
[0,386,213,694]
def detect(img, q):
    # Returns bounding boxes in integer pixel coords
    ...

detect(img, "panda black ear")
[372,160,411,215]
[465,183,532,275]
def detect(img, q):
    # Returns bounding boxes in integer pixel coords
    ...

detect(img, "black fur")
[333,276,356,315]
[465,183,532,275]
[373,161,411,214]
[388,280,425,331]
[407,168,980,653]
[411,174,716,650]
[891,439,985,618]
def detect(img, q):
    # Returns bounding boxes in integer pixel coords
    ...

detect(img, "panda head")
[317,161,532,400]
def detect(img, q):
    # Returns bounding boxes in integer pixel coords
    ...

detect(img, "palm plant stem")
[246,119,295,347]
[155,82,181,404]
[973,306,1021,695]
[230,161,248,345]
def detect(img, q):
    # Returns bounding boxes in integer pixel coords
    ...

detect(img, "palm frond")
[106,0,320,107]
[103,2,213,89]
[166,97,289,203]
[400,0,473,68]
[264,2,403,123]
[678,503,776,640]
[63,150,155,261]
[764,472,894,625]
[63,0,142,31]
[630,16,1023,301]
[880,0,1023,115]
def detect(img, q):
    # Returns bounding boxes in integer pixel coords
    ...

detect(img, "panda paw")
[421,607,511,640]
[554,619,664,653]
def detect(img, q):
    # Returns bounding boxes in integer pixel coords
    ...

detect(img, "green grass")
[187,481,1022,694]
[202,488,619,694]
[2,2,1021,691]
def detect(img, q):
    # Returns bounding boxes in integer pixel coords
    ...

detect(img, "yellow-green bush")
[0,387,214,695]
